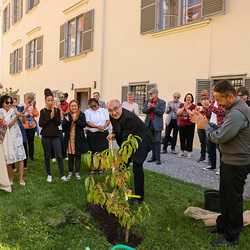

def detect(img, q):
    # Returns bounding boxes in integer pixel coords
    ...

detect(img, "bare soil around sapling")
[86,203,143,248]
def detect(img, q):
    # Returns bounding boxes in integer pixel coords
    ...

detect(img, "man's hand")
[98,125,105,132]
[190,111,209,129]
[148,103,155,109]
[201,99,210,109]
[107,134,116,141]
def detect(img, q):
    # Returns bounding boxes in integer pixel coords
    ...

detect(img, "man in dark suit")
[107,99,153,204]
[142,88,166,165]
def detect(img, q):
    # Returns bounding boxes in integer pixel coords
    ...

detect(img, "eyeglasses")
[216,96,227,103]
[5,101,13,105]
[90,104,98,109]
[108,105,120,113]
[59,97,64,99]
[174,96,180,99]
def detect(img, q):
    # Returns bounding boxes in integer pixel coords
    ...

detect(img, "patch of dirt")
[86,203,143,248]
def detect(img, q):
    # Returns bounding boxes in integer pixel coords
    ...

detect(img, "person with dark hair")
[237,86,250,107]
[0,95,26,185]
[93,92,106,109]
[19,93,38,162]
[107,99,154,204]
[191,80,250,246]
[39,89,67,182]
[0,108,11,192]
[63,100,89,180]
[176,93,196,159]
[59,93,69,115]
[142,88,166,165]
[85,98,110,175]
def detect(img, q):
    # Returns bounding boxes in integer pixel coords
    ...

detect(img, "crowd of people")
[1,81,250,246]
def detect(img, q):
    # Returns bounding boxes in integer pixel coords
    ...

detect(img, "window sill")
[13,19,22,27]
[61,53,87,62]
[151,19,211,38]
[26,5,38,15]
[3,29,10,36]
[26,66,41,72]
[11,72,21,77]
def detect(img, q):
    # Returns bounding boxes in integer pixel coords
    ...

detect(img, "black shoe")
[204,226,218,234]
[132,198,142,205]
[203,167,216,171]
[30,158,35,162]
[210,236,239,246]
[161,150,167,154]
[147,158,156,162]
[156,159,161,165]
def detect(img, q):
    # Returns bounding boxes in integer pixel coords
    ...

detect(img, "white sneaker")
[52,158,56,162]
[64,157,69,161]
[67,172,73,180]
[75,172,81,180]
[61,176,68,181]
[47,175,52,182]
[187,153,192,159]
[216,171,220,175]
[171,150,177,154]
[202,160,207,163]
[177,152,184,158]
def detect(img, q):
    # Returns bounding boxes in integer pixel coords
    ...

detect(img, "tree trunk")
[125,224,129,243]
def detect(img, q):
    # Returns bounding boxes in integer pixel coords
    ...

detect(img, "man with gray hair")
[142,88,166,165]
[107,99,154,205]
[191,80,250,246]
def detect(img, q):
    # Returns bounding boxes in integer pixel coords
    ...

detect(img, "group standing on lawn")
[1,81,250,246]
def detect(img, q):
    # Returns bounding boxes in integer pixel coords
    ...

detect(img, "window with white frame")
[59,10,94,59]
[141,0,225,34]
[121,83,156,114]
[25,36,43,69]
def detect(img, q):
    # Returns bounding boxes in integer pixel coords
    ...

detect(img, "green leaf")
[85,177,90,192]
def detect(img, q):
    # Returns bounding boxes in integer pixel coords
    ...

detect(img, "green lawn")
[0,137,249,249]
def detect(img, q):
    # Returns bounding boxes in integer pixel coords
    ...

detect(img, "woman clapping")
[63,100,89,180]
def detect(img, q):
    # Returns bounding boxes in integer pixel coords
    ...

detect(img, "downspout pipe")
[99,0,105,96]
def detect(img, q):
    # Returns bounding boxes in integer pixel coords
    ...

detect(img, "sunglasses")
[90,104,98,109]
[5,101,13,105]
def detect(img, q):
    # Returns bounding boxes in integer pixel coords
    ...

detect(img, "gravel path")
[144,146,250,199]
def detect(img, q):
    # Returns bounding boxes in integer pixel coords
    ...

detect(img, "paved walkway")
[144,146,250,199]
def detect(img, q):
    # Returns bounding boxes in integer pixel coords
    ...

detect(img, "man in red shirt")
[60,93,69,115]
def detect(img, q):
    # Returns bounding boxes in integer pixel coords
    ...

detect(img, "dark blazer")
[62,111,89,155]
[142,98,166,131]
[110,108,154,164]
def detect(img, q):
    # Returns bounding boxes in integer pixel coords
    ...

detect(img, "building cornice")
[63,0,89,16]
[26,27,41,37]
[151,19,211,38]
[11,39,21,47]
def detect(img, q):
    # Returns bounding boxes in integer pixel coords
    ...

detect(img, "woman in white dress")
[122,91,139,115]
[0,95,26,185]
[0,109,11,192]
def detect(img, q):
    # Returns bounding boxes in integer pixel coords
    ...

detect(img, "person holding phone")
[39,89,67,182]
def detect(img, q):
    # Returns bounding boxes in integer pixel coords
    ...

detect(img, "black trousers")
[163,119,178,150]
[179,124,195,152]
[127,159,144,201]
[216,161,250,241]
[25,128,36,160]
[68,154,81,173]
[42,136,65,177]
[51,131,66,159]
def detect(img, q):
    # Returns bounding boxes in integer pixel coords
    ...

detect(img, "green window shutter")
[121,86,129,104]
[141,0,157,35]
[146,83,157,100]
[18,47,23,72]
[244,77,250,100]
[82,9,94,53]
[9,52,14,75]
[196,79,213,104]
[36,35,43,66]
[202,0,225,17]
[59,24,66,59]
[25,43,29,69]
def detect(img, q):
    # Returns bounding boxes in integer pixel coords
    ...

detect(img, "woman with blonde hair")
[63,100,89,180]
[122,91,139,115]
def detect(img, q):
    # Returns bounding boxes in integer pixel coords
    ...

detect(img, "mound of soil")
[86,203,143,248]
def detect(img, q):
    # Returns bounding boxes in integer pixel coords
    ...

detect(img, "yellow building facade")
[1,0,250,115]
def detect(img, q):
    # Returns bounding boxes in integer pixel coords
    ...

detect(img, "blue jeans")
[149,122,162,160]
[197,129,210,161]
[208,140,222,169]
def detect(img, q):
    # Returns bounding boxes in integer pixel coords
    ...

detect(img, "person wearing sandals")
[63,100,89,180]
[0,95,26,186]
[0,109,11,192]
[85,98,110,175]
[39,89,67,182]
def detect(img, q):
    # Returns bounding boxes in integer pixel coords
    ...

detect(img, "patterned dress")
[67,122,76,155]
